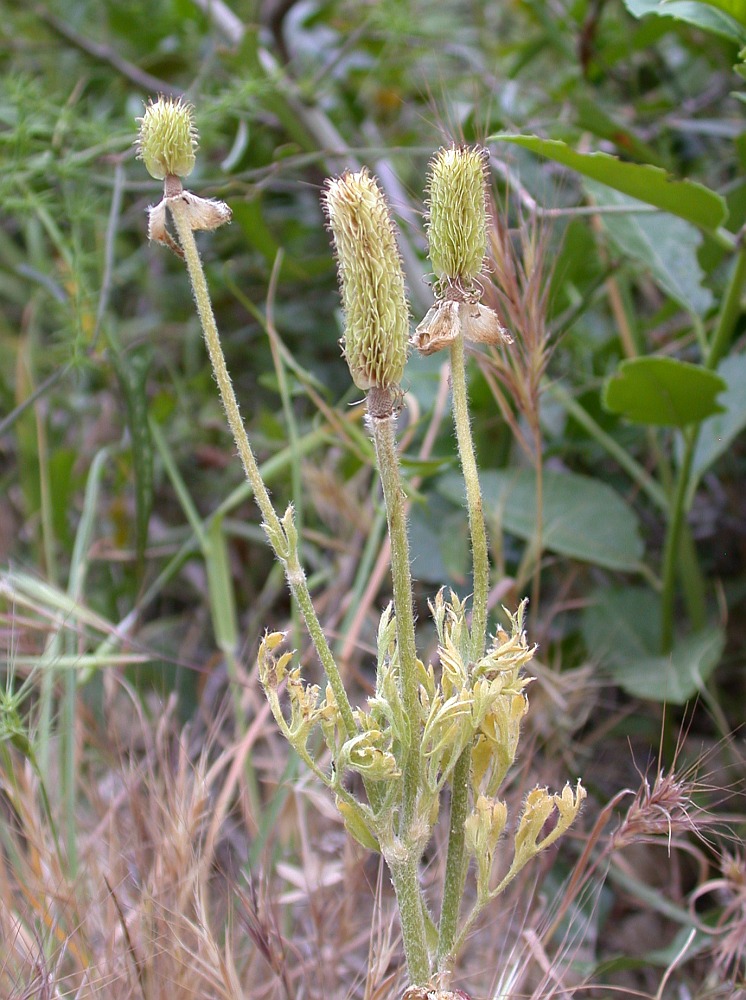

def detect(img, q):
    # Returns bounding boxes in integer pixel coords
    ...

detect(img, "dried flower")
[322,169,409,392]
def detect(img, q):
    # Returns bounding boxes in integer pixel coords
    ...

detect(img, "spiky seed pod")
[425,144,489,287]
[322,169,409,392]
[136,95,198,180]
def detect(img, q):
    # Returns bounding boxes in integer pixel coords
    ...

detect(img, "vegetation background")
[1,0,745,997]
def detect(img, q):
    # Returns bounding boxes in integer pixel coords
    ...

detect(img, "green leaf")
[490,134,728,231]
[691,354,746,480]
[582,586,661,662]
[693,0,746,29]
[608,632,724,703]
[585,181,713,315]
[624,0,746,41]
[603,357,726,426]
[581,587,724,702]
[439,468,645,572]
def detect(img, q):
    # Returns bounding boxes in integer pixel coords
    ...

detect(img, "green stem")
[706,242,746,372]
[168,196,356,739]
[436,748,470,973]
[660,241,746,653]
[369,409,420,834]
[386,852,431,985]
[436,332,489,968]
[660,427,695,653]
[450,333,488,660]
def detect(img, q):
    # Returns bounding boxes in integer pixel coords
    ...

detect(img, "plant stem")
[436,748,470,973]
[437,331,489,969]
[168,197,356,738]
[706,242,746,371]
[450,332,489,661]
[660,240,746,652]
[369,409,420,834]
[387,852,431,985]
[660,426,695,653]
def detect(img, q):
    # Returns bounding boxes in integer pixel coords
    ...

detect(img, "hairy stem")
[437,331,489,968]
[168,197,356,737]
[369,407,420,834]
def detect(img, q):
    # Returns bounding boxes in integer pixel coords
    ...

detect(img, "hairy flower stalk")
[140,104,586,998]
[136,96,356,739]
[413,145,512,969]
[323,170,430,982]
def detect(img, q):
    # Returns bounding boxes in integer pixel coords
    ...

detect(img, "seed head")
[425,144,489,287]
[136,95,198,180]
[322,169,409,392]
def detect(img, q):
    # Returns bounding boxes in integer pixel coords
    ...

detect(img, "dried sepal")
[322,169,409,391]
[411,299,460,356]
[411,299,511,357]
[146,191,232,258]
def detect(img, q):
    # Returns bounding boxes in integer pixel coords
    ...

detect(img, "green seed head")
[426,144,489,286]
[322,169,409,392]
[136,95,198,180]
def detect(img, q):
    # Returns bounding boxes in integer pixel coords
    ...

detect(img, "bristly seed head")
[322,169,409,392]
[425,144,489,289]
[136,95,198,181]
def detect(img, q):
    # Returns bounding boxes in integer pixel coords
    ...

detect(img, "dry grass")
[1,654,743,1000]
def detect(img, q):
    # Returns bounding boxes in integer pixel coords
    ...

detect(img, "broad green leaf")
[610,630,724,702]
[439,468,645,572]
[582,586,661,663]
[491,135,728,230]
[581,587,724,702]
[604,357,726,426]
[585,181,713,315]
[410,497,470,585]
[693,0,746,28]
[691,354,746,480]
[624,0,746,41]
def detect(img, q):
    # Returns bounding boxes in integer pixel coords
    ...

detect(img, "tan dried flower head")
[136,95,198,180]
[425,144,489,287]
[322,168,409,392]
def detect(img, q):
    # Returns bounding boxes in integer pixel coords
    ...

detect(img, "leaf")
[581,587,724,702]
[603,357,726,426]
[582,586,661,662]
[692,0,746,29]
[611,631,724,702]
[490,134,728,231]
[585,181,713,315]
[690,354,746,480]
[623,0,746,41]
[439,468,645,572]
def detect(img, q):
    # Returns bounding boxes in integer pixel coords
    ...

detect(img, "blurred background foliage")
[1,0,746,995]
